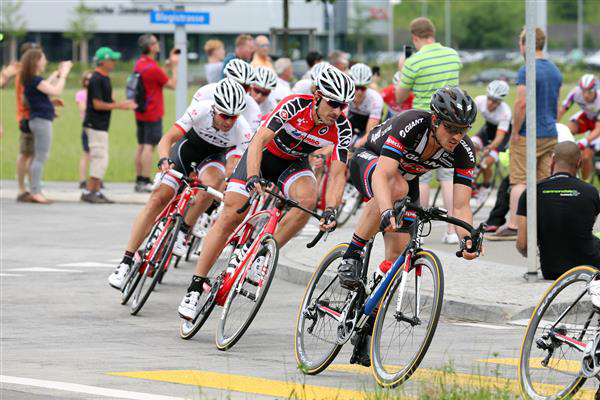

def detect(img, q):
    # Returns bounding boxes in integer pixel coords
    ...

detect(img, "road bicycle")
[120,168,223,316]
[519,266,600,399]
[295,198,485,387]
[180,181,328,351]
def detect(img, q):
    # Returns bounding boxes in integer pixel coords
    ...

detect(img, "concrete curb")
[1,187,149,205]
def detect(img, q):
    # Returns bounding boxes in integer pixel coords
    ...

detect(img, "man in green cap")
[82,47,137,203]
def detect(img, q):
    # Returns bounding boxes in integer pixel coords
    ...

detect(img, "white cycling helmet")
[486,80,510,101]
[580,74,598,91]
[253,67,278,91]
[310,62,331,85]
[316,67,355,103]
[349,63,372,86]
[392,71,401,85]
[213,78,247,116]
[224,59,256,86]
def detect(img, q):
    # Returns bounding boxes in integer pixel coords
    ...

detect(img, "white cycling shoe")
[172,230,188,257]
[178,291,201,321]
[108,262,131,290]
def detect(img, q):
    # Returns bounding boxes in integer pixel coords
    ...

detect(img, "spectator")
[369,65,381,91]
[490,27,562,240]
[133,33,179,193]
[75,71,93,190]
[0,63,18,87]
[14,42,41,202]
[329,50,349,72]
[516,142,600,280]
[251,35,273,69]
[20,49,72,204]
[203,39,225,84]
[81,47,137,204]
[396,17,463,244]
[271,57,293,103]
[380,58,413,119]
[220,34,255,79]
[301,51,323,79]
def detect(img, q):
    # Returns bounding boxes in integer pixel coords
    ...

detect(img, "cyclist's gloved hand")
[320,207,337,232]
[459,236,484,260]
[157,157,173,173]
[379,208,397,232]
[245,175,264,194]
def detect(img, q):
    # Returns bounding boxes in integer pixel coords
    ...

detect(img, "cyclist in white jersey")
[557,74,600,180]
[347,63,384,148]
[192,59,262,132]
[249,67,278,118]
[292,62,331,96]
[108,79,252,290]
[472,80,512,199]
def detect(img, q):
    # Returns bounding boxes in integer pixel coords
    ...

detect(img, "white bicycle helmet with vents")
[224,59,256,86]
[486,80,510,101]
[253,67,278,90]
[213,78,247,116]
[580,74,598,91]
[349,63,372,86]
[310,62,331,85]
[316,67,355,103]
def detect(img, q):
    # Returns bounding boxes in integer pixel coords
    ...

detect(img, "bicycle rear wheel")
[295,243,352,375]
[519,266,598,400]
[216,235,279,350]
[337,185,361,227]
[371,250,444,388]
[130,217,180,316]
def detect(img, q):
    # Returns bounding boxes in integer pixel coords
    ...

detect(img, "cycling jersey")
[257,96,277,120]
[191,83,262,132]
[262,94,352,163]
[364,109,476,186]
[474,95,512,132]
[563,87,600,121]
[291,79,313,96]
[175,99,252,158]
[348,88,383,136]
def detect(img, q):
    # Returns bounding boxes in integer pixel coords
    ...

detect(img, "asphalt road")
[1,199,598,399]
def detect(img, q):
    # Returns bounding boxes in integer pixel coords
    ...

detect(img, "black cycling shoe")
[350,332,371,367]
[337,258,362,289]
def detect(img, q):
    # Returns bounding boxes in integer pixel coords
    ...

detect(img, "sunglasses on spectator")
[252,86,271,96]
[443,122,469,135]
[218,113,239,121]
[324,98,347,109]
[356,86,367,92]
[257,44,270,49]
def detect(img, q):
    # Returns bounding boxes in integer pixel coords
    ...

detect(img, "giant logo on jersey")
[398,118,424,137]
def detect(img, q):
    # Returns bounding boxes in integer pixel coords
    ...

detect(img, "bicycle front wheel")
[519,266,598,400]
[216,235,279,351]
[295,243,352,375]
[371,250,444,388]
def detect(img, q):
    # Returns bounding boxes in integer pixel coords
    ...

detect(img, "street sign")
[150,10,210,25]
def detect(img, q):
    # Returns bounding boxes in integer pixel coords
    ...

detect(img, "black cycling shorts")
[475,122,511,152]
[349,147,419,232]
[228,149,316,198]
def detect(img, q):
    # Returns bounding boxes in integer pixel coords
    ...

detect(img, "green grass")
[0,81,581,182]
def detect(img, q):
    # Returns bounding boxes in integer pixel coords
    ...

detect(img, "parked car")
[585,50,600,70]
[469,68,518,85]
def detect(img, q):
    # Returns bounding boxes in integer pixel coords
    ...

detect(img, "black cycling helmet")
[430,86,477,127]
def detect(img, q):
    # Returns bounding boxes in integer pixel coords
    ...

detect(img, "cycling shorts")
[349,147,419,233]
[155,137,226,191]
[571,111,597,134]
[228,149,316,198]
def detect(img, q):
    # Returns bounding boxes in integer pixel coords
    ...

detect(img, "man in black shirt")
[82,47,136,203]
[516,141,600,280]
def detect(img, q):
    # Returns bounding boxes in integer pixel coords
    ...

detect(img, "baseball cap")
[94,47,121,62]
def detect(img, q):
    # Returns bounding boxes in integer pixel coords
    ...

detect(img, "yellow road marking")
[329,364,597,399]
[110,369,365,400]
[479,357,582,374]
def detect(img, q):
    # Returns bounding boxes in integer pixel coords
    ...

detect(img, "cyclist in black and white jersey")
[348,63,384,147]
[108,79,252,290]
[192,59,262,132]
[472,80,512,200]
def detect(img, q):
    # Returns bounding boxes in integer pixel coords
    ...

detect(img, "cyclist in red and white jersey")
[557,74,600,180]
[249,66,278,118]
[347,63,384,147]
[178,67,355,320]
[192,59,262,132]
[108,79,252,290]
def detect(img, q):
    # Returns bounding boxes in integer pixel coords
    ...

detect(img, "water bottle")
[369,260,393,290]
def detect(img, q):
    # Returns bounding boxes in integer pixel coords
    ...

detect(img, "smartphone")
[404,45,413,59]
[173,48,181,55]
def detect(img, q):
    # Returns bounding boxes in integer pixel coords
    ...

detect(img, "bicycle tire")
[179,274,221,340]
[472,161,501,216]
[185,235,200,262]
[295,243,349,375]
[216,235,279,351]
[130,217,180,316]
[519,266,597,400]
[371,250,444,388]
[337,187,361,228]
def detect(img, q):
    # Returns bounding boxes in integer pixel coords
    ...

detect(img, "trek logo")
[398,118,424,138]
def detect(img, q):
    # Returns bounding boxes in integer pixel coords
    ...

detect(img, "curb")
[275,256,526,324]
[1,189,149,205]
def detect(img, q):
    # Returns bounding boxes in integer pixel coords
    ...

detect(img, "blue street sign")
[150,10,210,25]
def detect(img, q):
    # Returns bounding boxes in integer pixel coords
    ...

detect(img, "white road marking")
[507,319,530,327]
[0,273,24,277]
[107,258,123,263]
[58,262,115,268]
[453,322,517,330]
[6,267,84,273]
[0,375,183,400]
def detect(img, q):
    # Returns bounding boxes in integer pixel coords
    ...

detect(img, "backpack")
[126,63,152,113]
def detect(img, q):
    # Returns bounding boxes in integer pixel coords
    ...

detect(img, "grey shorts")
[420,168,454,184]
[136,119,163,145]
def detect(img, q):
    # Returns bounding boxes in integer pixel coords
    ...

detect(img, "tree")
[348,1,376,57]
[1,0,27,62]
[64,1,96,65]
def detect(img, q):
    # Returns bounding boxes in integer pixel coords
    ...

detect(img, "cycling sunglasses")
[355,86,367,92]
[324,98,347,109]
[218,113,239,121]
[443,122,469,135]
[252,86,271,97]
